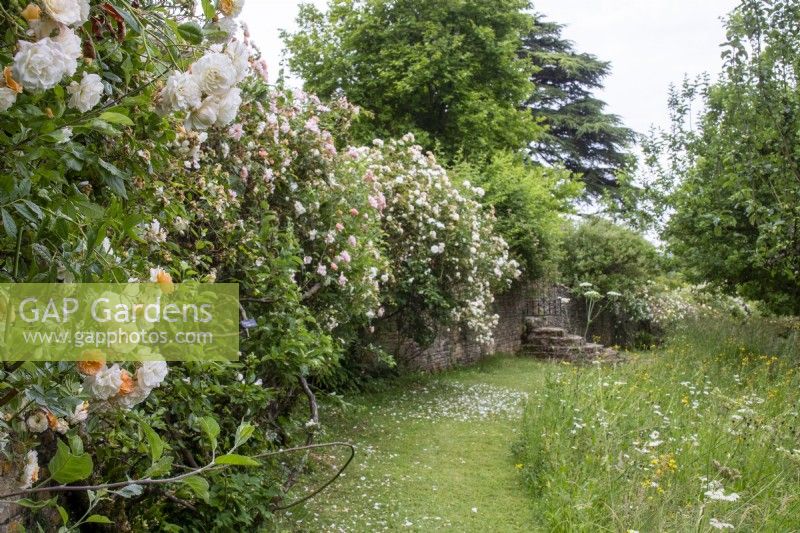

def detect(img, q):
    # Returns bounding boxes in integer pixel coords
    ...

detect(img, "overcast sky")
[242,0,739,134]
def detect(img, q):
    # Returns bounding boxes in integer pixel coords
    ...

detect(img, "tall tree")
[521,15,634,196]
[656,0,800,314]
[282,0,541,163]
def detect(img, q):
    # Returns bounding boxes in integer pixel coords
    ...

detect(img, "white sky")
[242,0,738,134]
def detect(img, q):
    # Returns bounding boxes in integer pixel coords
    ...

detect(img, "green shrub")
[453,152,581,279]
[560,217,660,306]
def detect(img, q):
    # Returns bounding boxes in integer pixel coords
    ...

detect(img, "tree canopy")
[521,15,635,196]
[283,0,541,162]
[655,0,800,313]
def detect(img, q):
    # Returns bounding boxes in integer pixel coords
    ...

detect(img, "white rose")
[217,17,239,37]
[42,0,82,26]
[13,38,76,90]
[184,96,219,131]
[67,72,103,112]
[115,383,151,409]
[137,361,168,389]
[53,27,83,61]
[85,363,122,400]
[160,70,201,112]
[191,52,236,96]
[214,87,241,127]
[25,411,48,433]
[19,450,39,489]
[53,418,69,434]
[218,0,245,17]
[0,87,17,112]
[225,40,250,82]
[29,17,60,39]
[68,401,89,423]
[78,0,90,24]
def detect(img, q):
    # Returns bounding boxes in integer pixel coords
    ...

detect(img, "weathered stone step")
[525,334,584,347]
[530,326,566,337]
[584,342,604,354]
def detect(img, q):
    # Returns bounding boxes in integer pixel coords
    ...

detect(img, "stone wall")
[374,280,581,371]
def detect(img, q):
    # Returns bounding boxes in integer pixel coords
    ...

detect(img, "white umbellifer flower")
[191,52,236,96]
[68,401,89,423]
[13,38,76,90]
[25,411,48,433]
[214,87,241,126]
[53,27,83,61]
[67,72,104,112]
[137,361,168,389]
[85,364,123,400]
[184,97,219,131]
[19,450,39,489]
[42,0,82,26]
[0,87,16,112]
[160,70,201,112]
[709,518,735,530]
[704,479,740,502]
[225,40,250,82]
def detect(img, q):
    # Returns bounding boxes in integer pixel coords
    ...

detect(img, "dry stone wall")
[374,280,587,371]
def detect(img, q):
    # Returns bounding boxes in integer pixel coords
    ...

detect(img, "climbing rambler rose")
[67,72,104,112]
[192,52,237,96]
[42,0,82,26]
[12,37,76,90]
[160,71,202,112]
[0,87,16,111]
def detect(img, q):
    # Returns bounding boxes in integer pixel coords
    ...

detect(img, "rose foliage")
[0,0,518,529]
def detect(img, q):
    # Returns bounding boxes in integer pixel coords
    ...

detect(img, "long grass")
[515,315,800,532]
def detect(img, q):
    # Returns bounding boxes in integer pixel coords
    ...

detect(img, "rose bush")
[0,0,520,529]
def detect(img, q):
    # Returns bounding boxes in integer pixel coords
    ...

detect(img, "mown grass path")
[282,356,551,532]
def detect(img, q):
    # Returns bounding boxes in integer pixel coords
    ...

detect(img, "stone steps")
[520,322,621,363]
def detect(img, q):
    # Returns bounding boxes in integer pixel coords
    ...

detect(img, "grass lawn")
[280,317,800,532]
[280,356,550,531]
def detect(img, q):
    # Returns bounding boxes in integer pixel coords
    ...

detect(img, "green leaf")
[113,484,143,498]
[143,455,173,478]
[201,0,216,20]
[48,439,93,484]
[14,497,56,509]
[214,454,261,467]
[68,434,84,456]
[177,22,204,45]
[180,475,210,503]
[85,515,113,524]
[1,208,17,238]
[108,3,141,33]
[85,119,121,137]
[141,422,165,461]
[196,416,220,451]
[56,505,69,525]
[234,422,255,448]
[98,111,134,126]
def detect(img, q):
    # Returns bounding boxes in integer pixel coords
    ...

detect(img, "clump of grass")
[515,315,800,532]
